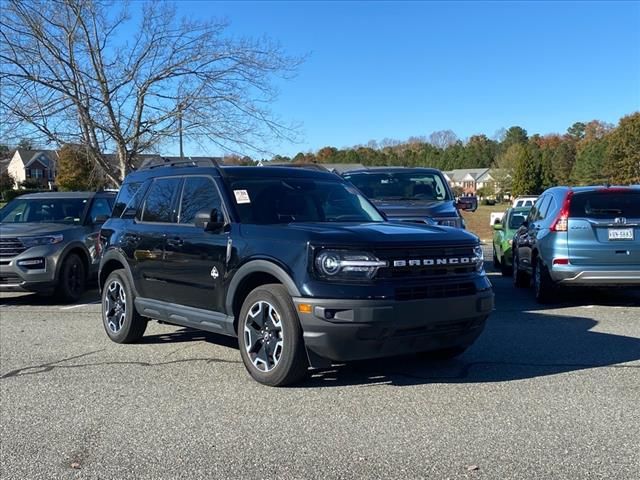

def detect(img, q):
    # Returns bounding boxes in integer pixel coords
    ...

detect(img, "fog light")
[18,258,46,269]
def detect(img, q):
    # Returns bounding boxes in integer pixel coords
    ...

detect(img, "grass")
[461,204,508,242]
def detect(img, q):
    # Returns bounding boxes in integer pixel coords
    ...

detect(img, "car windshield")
[0,197,88,224]
[228,177,384,224]
[342,171,451,201]
[569,191,640,219]
[509,211,528,229]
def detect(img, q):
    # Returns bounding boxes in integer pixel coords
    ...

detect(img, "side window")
[141,177,181,223]
[88,198,113,223]
[112,181,142,218]
[178,176,223,224]
[537,195,552,221]
[527,198,541,223]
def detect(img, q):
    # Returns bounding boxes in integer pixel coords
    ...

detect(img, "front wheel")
[55,253,86,302]
[238,284,309,387]
[492,246,501,269]
[102,270,147,343]
[512,252,529,288]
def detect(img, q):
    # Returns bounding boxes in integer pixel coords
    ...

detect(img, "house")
[6,149,58,189]
[444,168,504,196]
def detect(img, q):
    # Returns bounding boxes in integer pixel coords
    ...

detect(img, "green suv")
[492,206,530,275]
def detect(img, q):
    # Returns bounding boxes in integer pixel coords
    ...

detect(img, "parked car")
[98,160,493,386]
[492,206,531,275]
[512,196,538,208]
[0,191,116,301]
[342,168,477,229]
[512,186,640,303]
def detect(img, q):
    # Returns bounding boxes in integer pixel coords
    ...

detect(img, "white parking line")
[60,301,100,310]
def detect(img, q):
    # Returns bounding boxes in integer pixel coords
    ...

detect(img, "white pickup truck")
[489,196,538,225]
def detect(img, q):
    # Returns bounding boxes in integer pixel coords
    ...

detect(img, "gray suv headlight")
[315,250,387,280]
[21,234,64,248]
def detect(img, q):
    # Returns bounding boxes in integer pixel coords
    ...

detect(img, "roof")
[222,166,340,180]
[445,168,491,182]
[322,163,365,173]
[13,149,58,168]
[17,191,115,200]
[342,167,444,175]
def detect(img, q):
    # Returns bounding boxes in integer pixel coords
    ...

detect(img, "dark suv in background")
[0,191,115,301]
[513,185,640,302]
[342,167,477,228]
[98,160,493,386]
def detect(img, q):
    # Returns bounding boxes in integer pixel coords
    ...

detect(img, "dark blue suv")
[98,160,493,386]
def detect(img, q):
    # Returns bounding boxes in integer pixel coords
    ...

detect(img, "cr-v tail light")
[550,191,574,232]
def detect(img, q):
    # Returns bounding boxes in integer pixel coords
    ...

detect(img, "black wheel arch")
[99,249,138,295]
[55,242,91,282]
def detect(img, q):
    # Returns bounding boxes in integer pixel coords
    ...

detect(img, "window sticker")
[234,189,251,204]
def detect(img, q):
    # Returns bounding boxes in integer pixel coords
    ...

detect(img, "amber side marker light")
[298,304,313,314]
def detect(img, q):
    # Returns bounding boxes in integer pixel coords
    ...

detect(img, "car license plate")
[608,228,634,240]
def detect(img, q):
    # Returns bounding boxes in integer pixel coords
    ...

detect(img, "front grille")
[395,282,476,301]
[0,273,21,285]
[375,245,477,279]
[0,238,27,258]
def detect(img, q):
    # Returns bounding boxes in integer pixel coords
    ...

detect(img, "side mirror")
[493,222,503,231]
[456,196,478,212]
[195,208,225,232]
[93,214,109,225]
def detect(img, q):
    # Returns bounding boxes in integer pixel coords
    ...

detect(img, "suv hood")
[371,199,458,220]
[0,223,75,237]
[264,221,479,246]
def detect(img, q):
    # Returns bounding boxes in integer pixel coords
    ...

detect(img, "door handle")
[166,237,183,247]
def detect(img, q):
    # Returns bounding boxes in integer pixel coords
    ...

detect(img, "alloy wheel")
[243,301,284,372]
[104,280,127,333]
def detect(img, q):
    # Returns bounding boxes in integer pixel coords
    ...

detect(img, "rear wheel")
[55,253,86,302]
[500,256,512,276]
[238,284,308,387]
[512,252,529,288]
[492,246,501,269]
[102,270,147,343]
[533,257,556,303]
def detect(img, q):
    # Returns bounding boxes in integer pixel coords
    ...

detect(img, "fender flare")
[225,260,300,314]
[99,249,137,294]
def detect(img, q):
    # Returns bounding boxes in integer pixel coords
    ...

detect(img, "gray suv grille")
[0,238,27,258]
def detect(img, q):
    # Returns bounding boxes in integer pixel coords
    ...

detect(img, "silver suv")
[512,186,640,303]
[0,191,115,301]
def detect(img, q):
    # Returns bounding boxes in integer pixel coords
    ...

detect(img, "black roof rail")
[138,157,225,175]
[264,162,329,172]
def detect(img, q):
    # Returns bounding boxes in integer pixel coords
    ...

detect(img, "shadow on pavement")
[0,289,100,307]
[139,327,239,350]
[301,309,640,388]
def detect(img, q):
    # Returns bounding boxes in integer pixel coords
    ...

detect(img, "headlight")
[473,245,484,272]
[21,234,64,248]
[315,250,387,280]
[434,217,461,228]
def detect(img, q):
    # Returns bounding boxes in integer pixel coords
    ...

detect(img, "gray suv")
[0,191,115,301]
[512,186,640,302]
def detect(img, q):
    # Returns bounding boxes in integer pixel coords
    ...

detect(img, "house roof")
[13,149,58,168]
[445,168,491,182]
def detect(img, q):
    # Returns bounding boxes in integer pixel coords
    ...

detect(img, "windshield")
[0,197,88,224]
[508,211,529,229]
[342,171,451,201]
[228,177,384,224]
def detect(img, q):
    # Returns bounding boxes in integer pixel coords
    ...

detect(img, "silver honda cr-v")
[512,186,640,303]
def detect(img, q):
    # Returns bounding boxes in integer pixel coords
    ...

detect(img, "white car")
[512,196,538,208]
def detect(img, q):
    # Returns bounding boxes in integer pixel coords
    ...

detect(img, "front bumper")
[0,247,58,292]
[293,289,494,364]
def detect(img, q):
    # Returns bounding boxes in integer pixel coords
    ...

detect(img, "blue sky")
[171,1,640,157]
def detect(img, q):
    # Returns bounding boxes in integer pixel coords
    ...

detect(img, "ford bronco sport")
[98,159,493,386]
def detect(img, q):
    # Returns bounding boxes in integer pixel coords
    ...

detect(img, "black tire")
[512,251,529,288]
[237,284,309,387]
[55,253,86,302]
[500,256,512,276]
[102,269,147,343]
[419,345,468,361]
[533,257,556,304]
[493,247,501,269]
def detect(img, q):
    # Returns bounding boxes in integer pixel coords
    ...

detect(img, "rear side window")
[178,176,224,224]
[112,181,142,218]
[141,177,181,223]
[569,191,640,219]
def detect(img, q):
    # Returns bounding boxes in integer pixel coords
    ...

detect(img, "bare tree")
[428,130,457,149]
[0,0,301,185]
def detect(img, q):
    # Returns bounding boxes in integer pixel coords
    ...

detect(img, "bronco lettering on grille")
[393,257,475,267]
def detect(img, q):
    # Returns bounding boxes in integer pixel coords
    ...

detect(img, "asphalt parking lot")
[1,273,639,480]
